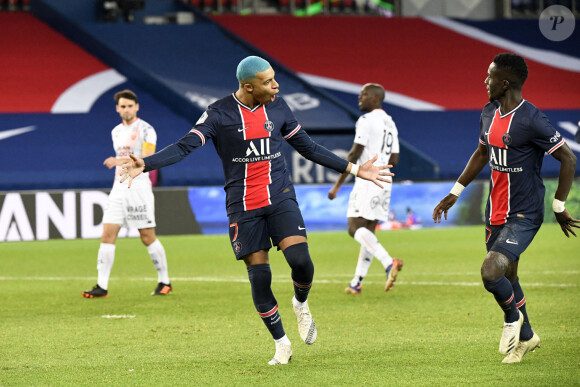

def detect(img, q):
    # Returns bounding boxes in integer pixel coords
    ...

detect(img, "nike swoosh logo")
[238,126,249,132]
[506,239,518,245]
[0,126,36,141]
[298,226,306,230]
[484,131,491,136]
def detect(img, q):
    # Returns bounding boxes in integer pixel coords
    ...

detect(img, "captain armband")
[552,198,566,213]
[450,182,465,197]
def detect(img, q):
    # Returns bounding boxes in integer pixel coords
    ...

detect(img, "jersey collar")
[498,99,525,118]
[232,93,263,112]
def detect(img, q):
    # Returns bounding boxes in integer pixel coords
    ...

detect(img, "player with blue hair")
[236,56,271,82]
[120,55,394,365]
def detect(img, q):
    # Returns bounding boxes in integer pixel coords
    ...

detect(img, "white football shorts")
[346,180,392,221]
[102,187,156,229]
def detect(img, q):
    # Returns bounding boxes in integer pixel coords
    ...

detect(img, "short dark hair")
[493,53,528,89]
[114,89,138,104]
[366,83,385,102]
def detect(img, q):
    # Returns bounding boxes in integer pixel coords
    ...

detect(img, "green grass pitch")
[1,224,578,386]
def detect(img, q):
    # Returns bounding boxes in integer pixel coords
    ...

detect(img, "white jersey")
[347,109,399,221]
[110,118,156,190]
[353,108,399,170]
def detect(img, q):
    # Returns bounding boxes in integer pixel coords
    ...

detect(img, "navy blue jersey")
[144,94,349,215]
[479,100,565,225]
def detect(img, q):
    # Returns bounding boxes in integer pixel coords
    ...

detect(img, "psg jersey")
[144,94,348,215]
[193,94,301,214]
[479,100,565,225]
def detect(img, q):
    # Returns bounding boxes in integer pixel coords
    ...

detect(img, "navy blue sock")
[511,277,533,340]
[247,264,285,340]
[283,243,314,303]
[483,276,519,323]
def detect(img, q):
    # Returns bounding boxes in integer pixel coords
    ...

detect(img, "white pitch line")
[0,276,576,288]
[101,315,136,319]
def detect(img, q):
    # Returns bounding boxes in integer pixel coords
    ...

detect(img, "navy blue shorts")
[228,198,307,260]
[485,217,541,262]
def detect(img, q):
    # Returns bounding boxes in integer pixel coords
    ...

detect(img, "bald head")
[363,83,385,102]
[358,83,385,112]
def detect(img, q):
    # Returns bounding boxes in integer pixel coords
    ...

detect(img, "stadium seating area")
[177,0,392,15]
[0,0,29,11]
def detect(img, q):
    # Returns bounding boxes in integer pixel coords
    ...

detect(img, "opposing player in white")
[82,89,171,298]
[328,83,402,294]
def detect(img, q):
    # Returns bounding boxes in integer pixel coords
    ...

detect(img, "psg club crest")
[502,133,512,146]
[264,120,274,132]
[233,241,242,254]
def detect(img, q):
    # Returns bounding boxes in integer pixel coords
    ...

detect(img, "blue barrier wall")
[188,181,486,234]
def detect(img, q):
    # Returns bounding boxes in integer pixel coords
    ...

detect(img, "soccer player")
[328,83,403,294]
[119,56,394,365]
[82,89,172,299]
[433,53,578,363]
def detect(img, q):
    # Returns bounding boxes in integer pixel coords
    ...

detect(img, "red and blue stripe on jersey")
[487,108,513,225]
[479,100,566,226]
[238,104,272,211]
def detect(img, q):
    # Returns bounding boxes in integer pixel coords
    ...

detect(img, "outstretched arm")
[287,130,393,189]
[433,143,488,223]
[551,143,579,237]
[119,131,204,188]
[328,143,364,200]
[350,155,393,189]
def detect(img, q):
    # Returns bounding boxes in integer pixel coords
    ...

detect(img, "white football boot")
[268,342,293,365]
[502,332,540,364]
[499,310,524,355]
[292,296,317,345]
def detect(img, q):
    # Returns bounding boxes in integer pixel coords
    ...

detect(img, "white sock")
[147,239,170,284]
[275,335,291,346]
[97,243,115,290]
[353,227,393,270]
[350,246,373,287]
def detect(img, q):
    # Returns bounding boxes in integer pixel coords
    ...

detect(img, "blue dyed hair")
[236,56,271,82]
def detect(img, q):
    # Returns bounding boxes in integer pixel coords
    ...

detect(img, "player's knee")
[347,224,358,238]
[141,236,154,246]
[481,251,509,282]
[247,264,272,287]
[140,230,156,246]
[283,242,314,276]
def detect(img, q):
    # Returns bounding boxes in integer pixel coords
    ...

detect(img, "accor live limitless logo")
[232,138,281,163]
[0,191,133,242]
[488,147,523,173]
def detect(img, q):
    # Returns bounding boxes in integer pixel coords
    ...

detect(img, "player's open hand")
[119,153,145,188]
[554,209,580,238]
[432,194,459,223]
[357,154,394,189]
[103,156,117,169]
